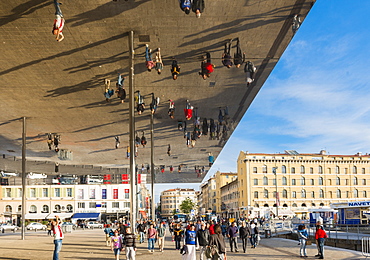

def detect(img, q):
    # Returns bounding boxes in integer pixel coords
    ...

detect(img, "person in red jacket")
[315,225,327,259]
[208,220,215,235]
[199,52,215,80]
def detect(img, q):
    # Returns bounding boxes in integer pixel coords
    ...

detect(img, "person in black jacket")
[123,227,136,260]
[239,221,251,253]
[196,223,210,260]
[192,0,205,18]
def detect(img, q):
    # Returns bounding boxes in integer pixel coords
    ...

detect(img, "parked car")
[26,222,47,230]
[0,223,18,232]
[86,222,103,229]
[62,222,76,230]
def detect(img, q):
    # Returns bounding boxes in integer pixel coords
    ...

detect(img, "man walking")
[157,222,166,252]
[227,221,239,252]
[196,222,210,260]
[222,40,233,68]
[51,215,64,260]
[136,220,146,244]
[234,38,246,68]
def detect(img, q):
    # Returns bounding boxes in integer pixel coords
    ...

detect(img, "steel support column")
[128,31,137,227]
[150,113,155,221]
[21,117,26,240]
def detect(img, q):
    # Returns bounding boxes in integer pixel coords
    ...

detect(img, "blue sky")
[154,1,370,199]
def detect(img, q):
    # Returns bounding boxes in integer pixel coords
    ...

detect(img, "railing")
[268,220,370,252]
[362,237,370,257]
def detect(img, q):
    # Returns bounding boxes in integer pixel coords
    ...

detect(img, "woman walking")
[123,227,137,260]
[209,224,227,260]
[183,225,197,260]
[173,223,184,250]
[111,230,123,260]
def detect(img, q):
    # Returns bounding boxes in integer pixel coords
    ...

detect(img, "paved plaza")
[0,228,364,260]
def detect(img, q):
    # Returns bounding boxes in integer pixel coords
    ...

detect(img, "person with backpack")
[208,224,226,260]
[298,225,308,258]
[104,224,113,247]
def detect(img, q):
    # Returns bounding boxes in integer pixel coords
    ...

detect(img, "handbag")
[180,244,188,255]
[205,246,212,258]
[306,240,312,245]
[210,245,220,259]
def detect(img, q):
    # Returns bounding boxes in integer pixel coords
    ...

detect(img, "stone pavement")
[0,228,365,260]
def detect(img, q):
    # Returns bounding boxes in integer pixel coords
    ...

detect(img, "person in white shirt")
[52,0,65,42]
[51,215,64,260]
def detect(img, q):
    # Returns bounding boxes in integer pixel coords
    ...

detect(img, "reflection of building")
[238,150,370,219]
[0,184,133,224]
[160,188,197,218]
[137,183,150,219]
[1,185,75,224]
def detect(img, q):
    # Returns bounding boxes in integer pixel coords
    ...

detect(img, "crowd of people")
[100,217,269,260]
[46,215,329,260]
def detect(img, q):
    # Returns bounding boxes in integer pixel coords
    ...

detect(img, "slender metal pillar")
[150,113,155,221]
[273,167,279,218]
[128,31,137,227]
[21,117,26,240]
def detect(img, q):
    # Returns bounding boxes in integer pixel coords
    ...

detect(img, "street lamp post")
[273,167,278,218]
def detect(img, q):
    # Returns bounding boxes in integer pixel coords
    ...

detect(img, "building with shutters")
[237,150,370,219]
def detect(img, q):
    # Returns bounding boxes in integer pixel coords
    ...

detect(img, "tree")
[179,197,195,214]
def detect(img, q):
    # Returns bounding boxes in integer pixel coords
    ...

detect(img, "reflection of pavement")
[0,228,364,259]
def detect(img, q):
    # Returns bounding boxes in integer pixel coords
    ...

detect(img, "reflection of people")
[52,0,65,42]
[192,0,205,18]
